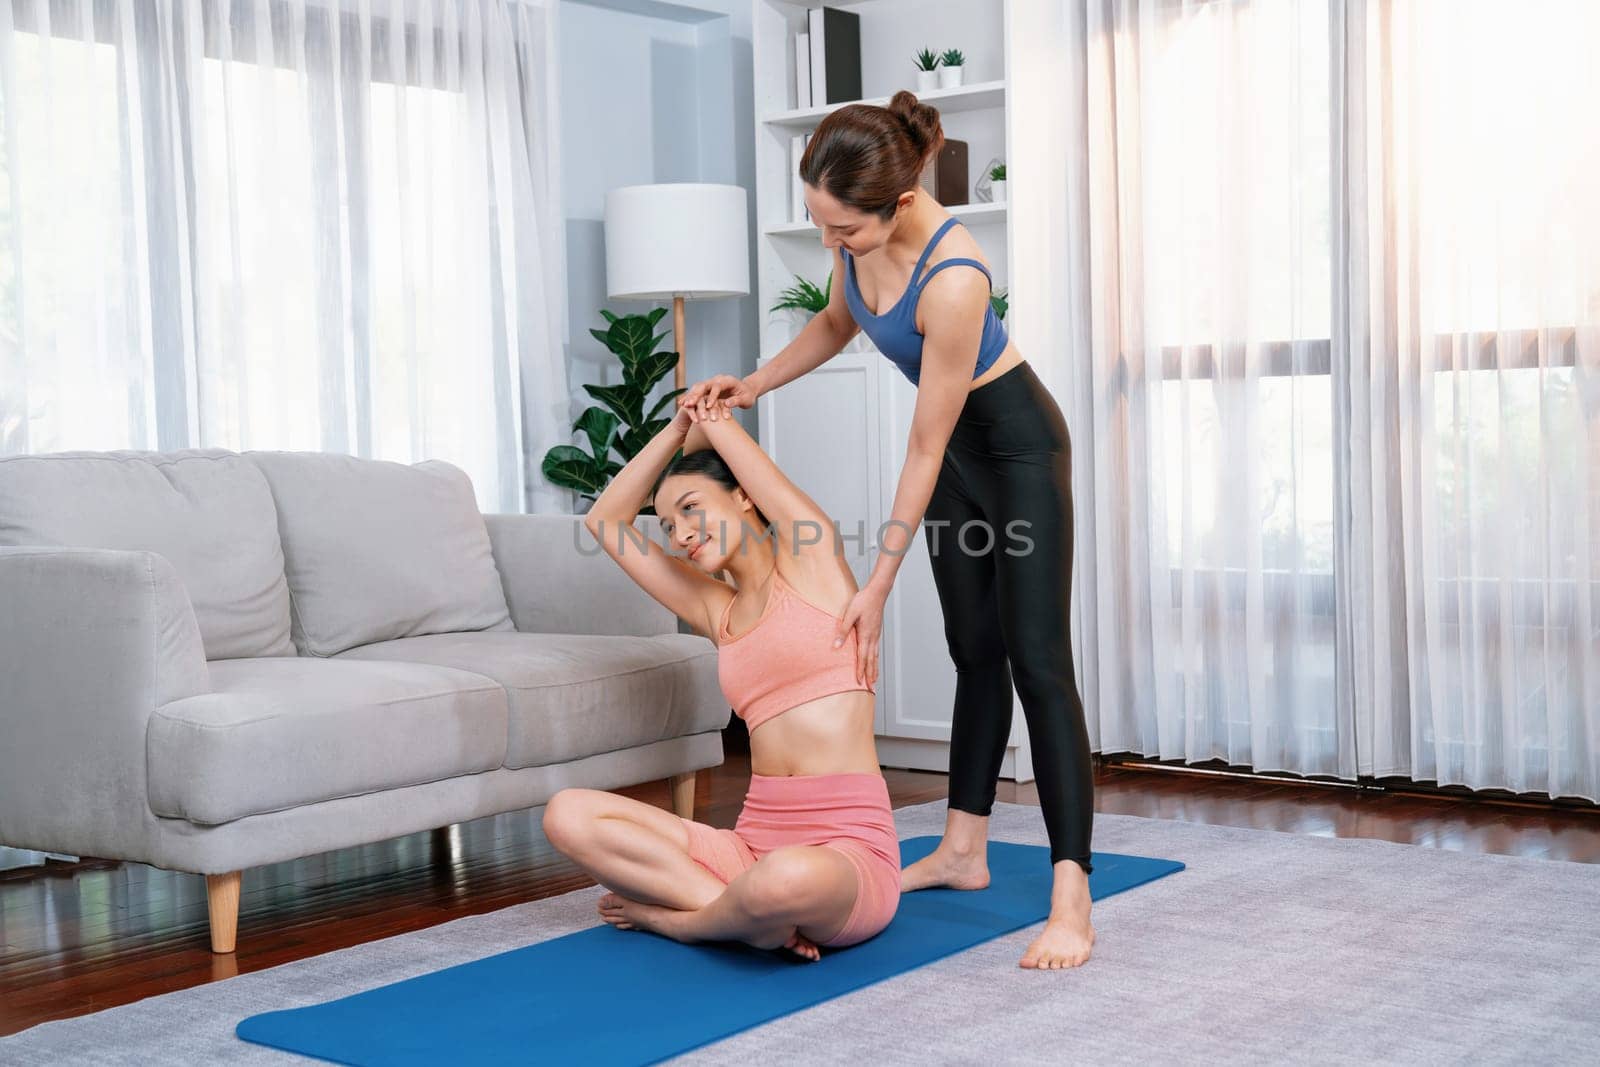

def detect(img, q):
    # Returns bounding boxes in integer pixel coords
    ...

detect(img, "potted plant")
[938,48,965,89]
[990,287,1009,321]
[988,162,1006,203]
[770,271,865,350]
[542,306,683,512]
[770,271,831,317]
[913,48,941,92]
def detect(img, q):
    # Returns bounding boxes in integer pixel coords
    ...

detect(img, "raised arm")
[689,405,847,586]
[582,405,729,639]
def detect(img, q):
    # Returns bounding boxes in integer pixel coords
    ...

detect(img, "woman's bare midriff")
[747,688,882,777]
[971,340,1024,390]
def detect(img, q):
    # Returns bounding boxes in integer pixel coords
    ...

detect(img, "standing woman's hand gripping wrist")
[679,374,758,414]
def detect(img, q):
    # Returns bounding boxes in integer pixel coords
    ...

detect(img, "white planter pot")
[989,179,1006,203]
[937,65,964,89]
[916,68,939,93]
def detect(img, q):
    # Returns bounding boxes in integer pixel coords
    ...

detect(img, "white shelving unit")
[753,0,1012,360]
[760,78,1009,129]
[750,0,1036,779]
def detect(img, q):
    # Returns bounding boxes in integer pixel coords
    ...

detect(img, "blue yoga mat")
[237,836,1183,1066]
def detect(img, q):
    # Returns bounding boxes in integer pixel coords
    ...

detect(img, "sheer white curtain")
[1334,0,1599,798]
[1051,0,1598,799]
[1058,0,1345,778]
[0,0,569,514]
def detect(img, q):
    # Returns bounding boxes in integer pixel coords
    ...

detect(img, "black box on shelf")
[808,6,862,105]
[920,138,969,206]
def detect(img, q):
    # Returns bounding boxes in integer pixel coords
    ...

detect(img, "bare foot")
[900,843,991,893]
[598,891,678,939]
[783,931,821,962]
[1020,863,1095,969]
[1020,916,1095,969]
[598,892,820,962]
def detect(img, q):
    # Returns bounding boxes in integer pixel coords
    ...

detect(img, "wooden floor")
[2,753,1597,1037]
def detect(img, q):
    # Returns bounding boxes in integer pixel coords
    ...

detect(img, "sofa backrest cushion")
[0,449,295,660]
[246,451,513,657]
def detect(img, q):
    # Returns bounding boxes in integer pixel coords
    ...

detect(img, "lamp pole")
[673,295,687,390]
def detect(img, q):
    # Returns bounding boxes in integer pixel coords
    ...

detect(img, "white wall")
[558,0,758,435]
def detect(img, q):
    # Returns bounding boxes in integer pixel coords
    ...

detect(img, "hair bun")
[886,90,945,163]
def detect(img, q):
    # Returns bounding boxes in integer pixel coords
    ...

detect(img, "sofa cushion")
[0,449,293,660]
[337,632,728,770]
[148,657,508,825]
[246,451,514,657]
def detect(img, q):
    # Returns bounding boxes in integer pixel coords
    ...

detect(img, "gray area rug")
[4,800,1598,1065]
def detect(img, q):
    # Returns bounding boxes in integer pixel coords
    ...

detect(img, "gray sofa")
[0,449,727,952]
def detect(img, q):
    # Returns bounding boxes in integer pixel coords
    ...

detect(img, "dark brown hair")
[653,448,771,531]
[799,90,944,219]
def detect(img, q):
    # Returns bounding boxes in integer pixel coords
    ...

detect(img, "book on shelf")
[919,139,969,206]
[794,32,812,108]
[807,6,861,107]
[790,133,812,223]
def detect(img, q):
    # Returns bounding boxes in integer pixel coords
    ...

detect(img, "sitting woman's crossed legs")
[544,771,902,953]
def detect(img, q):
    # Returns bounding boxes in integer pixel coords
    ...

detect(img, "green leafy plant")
[990,287,1009,321]
[770,271,832,315]
[542,306,683,510]
[913,48,941,72]
[988,162,1006,182]
[939,48,965,68]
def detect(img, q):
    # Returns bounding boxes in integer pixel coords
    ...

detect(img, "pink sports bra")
[716,568,875,732]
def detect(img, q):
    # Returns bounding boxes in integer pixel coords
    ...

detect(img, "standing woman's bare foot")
[1019,860,1095,970]
[901,809,993,892]
[900,843,991,892]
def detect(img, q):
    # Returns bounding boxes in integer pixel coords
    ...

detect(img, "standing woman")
[682,91,1096,969]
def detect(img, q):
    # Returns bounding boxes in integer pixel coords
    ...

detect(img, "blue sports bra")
[841,216,1009,387]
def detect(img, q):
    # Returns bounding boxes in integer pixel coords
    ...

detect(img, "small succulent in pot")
[914,47,941,91]
[938,48,966,89]
[988,161,1007,203]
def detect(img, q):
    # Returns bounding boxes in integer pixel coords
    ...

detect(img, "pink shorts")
[679,771,901,948]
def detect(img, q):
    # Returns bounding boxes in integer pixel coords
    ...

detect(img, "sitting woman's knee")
[740,848,823,923]
[542,788,599,851]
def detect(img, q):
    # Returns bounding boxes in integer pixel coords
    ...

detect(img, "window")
[0,3,541,510]
[1,32,143,453]
[1142,0,1336,586]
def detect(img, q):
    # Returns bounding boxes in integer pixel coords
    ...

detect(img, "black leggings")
[922,359,1095,874]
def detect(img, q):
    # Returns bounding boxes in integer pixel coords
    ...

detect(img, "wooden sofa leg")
[206,871,241,954]
[669,772,696,819]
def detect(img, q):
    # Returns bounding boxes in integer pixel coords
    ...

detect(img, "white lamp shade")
[604,183,750,300]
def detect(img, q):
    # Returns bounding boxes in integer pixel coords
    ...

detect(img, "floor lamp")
[603,183,751,390]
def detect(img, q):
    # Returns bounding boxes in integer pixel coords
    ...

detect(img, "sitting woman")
[541,395,899,960]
